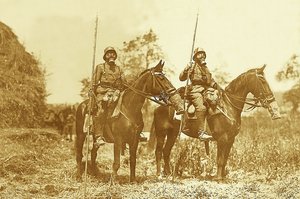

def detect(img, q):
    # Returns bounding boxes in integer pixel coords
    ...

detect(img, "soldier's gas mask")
[194,52,206,65]
[104,51,117,65]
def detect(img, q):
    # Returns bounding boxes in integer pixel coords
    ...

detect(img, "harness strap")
[123,82,168,106]
[216,106,235,124]
[225,92,262,111]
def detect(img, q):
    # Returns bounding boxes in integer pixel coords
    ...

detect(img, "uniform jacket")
[179,62,215,87]
[93,62,123,93]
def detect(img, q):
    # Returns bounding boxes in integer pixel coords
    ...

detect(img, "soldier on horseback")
[179,47,216,141]
[92,47,184,147]
[92,46,125,147]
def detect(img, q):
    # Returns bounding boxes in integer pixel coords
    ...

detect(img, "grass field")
[0,114,299,198]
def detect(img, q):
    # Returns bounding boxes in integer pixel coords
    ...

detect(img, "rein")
[123,82,168,106]
[224,70,271,112]
[224,92,261,112]
[122,70,170,106]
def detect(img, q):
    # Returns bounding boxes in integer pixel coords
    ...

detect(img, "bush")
[172,112,300,180]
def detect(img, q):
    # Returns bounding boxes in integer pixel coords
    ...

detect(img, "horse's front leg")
[129,134,139,182]
[216,138,234,180]
[112,138,122,182]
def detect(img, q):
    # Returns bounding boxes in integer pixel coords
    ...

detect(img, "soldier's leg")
[190,93,213,141]
[135,111,147,142]
[93,96,106,147]
[168,92,184,115]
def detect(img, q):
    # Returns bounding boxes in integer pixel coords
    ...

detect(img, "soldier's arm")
[179,64,191,81]
[204,66,218,88]
[93,64,103,86]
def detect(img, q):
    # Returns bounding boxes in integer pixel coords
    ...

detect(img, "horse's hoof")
[157,175,163,181]
[130,180,138,185]
[76,174,82,182]
[129,179,136,183]
[110,174,117,186]
[213,175,226,182]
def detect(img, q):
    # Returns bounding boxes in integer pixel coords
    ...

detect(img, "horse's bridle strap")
[123,82,168,106]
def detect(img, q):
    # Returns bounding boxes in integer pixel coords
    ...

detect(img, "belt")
[100,82,115,88]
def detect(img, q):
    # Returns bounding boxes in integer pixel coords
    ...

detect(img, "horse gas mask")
[253,66,281,120]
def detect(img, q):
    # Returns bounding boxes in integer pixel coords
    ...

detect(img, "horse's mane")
[225,68,258,92]
[139,69,150,77]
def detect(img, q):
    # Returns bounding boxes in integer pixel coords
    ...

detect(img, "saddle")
[177,86,222,119]
[83,91,125,143]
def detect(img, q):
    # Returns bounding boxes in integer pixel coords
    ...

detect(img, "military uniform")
[92,47,123,146]
[179,48,214,141]
[179,61,216,111]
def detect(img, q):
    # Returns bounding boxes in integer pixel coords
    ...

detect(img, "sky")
[1,0,299,104]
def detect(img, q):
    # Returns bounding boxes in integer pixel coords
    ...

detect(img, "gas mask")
[104,51,117,64]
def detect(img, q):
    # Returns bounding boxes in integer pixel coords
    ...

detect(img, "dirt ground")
[0,128,299,198]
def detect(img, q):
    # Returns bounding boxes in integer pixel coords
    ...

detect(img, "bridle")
[225,69,274,112]
[123,69,174,106]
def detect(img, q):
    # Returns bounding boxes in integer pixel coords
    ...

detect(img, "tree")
[119,29,167,75]
[276,54,300,113]
[283,84,300,114]
[79,77,90,100]
[276,54,300,81]
[211,68,231,87]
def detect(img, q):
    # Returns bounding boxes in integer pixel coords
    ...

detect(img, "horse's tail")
[75,100,88,137]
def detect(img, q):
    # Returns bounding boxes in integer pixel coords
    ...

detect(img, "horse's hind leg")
[163,129,178,176]
[155,133,166,177]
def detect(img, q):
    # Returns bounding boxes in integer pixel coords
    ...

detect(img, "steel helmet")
[103,46,117,60]
[193,47,206,61]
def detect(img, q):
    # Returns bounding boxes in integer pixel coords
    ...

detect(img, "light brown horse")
[152,65,281,180]
[75,60,177,182]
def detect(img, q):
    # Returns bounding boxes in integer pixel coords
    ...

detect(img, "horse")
[151,65,281,180]
[75,60,178,182]
[57,106,76,139]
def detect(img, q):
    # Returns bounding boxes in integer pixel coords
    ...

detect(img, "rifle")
[173,13,199,181]
[179,13,199,132]
[84,15,98,198]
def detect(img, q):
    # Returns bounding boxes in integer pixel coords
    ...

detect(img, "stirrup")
[94,136,106,147]
[198,131,213,141]
[139,133,147,142]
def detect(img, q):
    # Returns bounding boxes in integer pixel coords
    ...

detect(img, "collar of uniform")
[104,62,118,71]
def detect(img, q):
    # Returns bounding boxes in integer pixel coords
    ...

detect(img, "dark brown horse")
[152,65,281,180]
[75,60,177,182]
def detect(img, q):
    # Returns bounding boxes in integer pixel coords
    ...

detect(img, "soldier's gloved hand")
[184,63,192,73]
[88,89,94,97]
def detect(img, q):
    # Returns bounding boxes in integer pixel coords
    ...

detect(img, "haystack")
[0,21,47,128]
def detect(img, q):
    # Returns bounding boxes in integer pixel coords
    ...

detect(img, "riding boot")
[93,115,106,147]
[196,111,213,141]
[169,93,185,115]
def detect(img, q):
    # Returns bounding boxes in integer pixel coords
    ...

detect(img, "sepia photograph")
[0,0,299,198]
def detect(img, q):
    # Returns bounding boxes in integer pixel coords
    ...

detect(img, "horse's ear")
[258,64,266,73]
[158,60,162,65]
[162,61,165,67]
